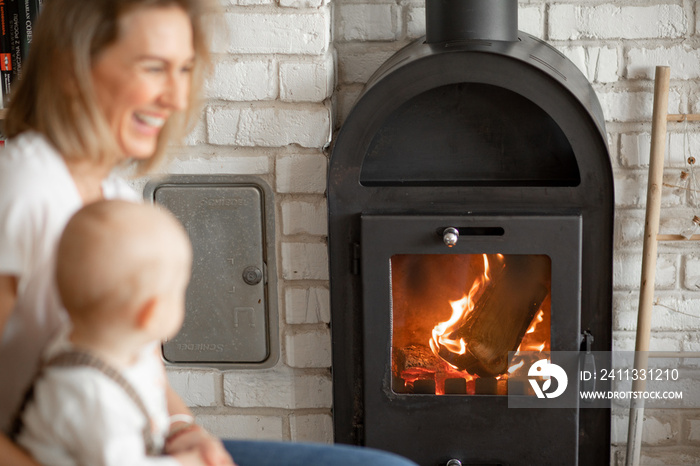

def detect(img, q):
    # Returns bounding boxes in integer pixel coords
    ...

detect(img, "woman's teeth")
[135,113,166,128]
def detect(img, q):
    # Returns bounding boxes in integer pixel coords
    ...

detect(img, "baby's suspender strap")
[28,351,159,456]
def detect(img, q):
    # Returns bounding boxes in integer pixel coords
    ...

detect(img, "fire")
[507,307,550,376]
[516,309,549,353]
[391,253,551,396]
[428,254,494,361]
[508,360,524,374]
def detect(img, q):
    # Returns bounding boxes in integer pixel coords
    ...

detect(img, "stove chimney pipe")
[425,0,518,44]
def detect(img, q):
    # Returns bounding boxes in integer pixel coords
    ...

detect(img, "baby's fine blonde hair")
[56,200,192,326]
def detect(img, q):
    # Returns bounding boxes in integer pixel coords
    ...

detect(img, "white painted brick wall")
[217,11,330,55]
[290,413,334,443]
[518,5,543,38]
[640,414,679,446]
[223,368,332,409]
[684,256,700,291]
[130,0,700,461]
[688,418,700,445]
[613,253,678,290]
[166,370,220,407]
[629,46,700,80]
[206,59,277,101]
[281,242,329,280]
[285,286,331,324]
[281,199,328,236]
[280,54,334,102]
[280,0,328,9]
[196,413,284,440]
[336,3,398,42]
[207,105,332,148]
[558,46,619,84]
[276,153,328,193]
[548,4,686,41]
[405,6,425,40]
[285,328,332,367]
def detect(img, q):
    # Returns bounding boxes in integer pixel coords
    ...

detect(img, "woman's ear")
[135,296,159,330]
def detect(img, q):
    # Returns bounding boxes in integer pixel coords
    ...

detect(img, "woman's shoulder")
[2,131,62,162]
[0,132,76,202]
[0,132,69,185]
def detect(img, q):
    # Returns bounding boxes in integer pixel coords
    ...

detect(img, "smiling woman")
[4,0,211,181]
[0,1,418,466]
[90,5,195,160]
[0,1,221,465]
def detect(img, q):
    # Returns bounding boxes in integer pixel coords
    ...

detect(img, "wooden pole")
[625,66,671,466]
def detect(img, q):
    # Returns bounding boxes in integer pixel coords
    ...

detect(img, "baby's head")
[56,200,192,341]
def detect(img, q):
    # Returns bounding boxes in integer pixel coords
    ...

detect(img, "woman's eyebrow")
[134,54,195,63]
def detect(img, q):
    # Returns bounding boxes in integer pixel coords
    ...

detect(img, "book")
[6,0,22,84]
[20,0,41,65]
[0,0,12,107]
[0,0,42,107]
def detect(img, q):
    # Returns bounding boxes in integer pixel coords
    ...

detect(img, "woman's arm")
[0,275,38,466]
[0,433,39,466]
[0,275,18,336]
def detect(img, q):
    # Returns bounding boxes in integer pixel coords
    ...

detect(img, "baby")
[15,200,211,466]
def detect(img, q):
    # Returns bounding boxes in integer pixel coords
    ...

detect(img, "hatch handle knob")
[242,266,263,285]
[443,227,459,247]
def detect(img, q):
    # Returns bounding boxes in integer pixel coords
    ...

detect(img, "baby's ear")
[135,297,159,330]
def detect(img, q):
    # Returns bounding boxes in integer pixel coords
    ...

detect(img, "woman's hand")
[165,424,236,466]
[164,383,235,466]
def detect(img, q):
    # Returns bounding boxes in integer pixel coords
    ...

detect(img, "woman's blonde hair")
[4,0,215,174]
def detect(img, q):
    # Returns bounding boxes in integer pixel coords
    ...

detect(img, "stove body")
[328,1,613,464]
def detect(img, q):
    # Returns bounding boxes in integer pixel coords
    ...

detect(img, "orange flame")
[429,255,495,362]
[508,360,524,374]
[418,253,550,395]
[516,309,548,353]
[525,310,544,335]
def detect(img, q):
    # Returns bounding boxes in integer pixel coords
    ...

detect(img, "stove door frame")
[361,214,582,466]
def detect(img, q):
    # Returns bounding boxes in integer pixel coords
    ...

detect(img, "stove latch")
[442,227,459,247]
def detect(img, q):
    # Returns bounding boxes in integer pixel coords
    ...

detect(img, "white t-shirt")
[17,331,178,466]
[0,131,140,433]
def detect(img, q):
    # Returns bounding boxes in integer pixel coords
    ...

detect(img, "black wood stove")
[328,1,613,464]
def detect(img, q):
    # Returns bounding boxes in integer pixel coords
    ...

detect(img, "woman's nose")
[162,72,190,111]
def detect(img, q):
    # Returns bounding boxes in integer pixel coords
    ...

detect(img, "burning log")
[393,344,441,374]
[434,255,550,377]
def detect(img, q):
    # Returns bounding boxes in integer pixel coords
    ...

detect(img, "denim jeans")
[223,440,418,466]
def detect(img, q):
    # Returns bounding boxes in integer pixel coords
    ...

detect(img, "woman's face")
[91,6,195,160]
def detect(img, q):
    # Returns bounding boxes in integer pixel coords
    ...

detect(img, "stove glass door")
[390,253,551,395]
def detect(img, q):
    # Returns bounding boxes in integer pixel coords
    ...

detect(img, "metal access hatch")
[144,175,278,369]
